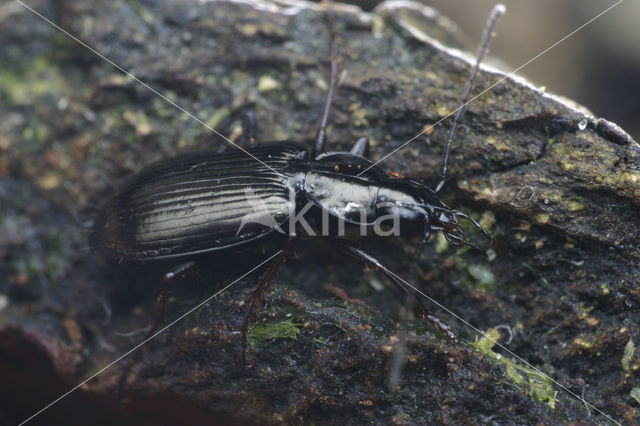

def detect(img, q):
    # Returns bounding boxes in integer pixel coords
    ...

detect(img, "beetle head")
[388,179,490,251]
[431,208,489,252]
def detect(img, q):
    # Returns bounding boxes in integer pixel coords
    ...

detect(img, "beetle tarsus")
[164,260,196,281]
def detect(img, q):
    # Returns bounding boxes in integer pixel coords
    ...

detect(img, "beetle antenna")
[445,231,486,253]
[312,0,339,159]
[455,211,491,237]
[435,4,505,193]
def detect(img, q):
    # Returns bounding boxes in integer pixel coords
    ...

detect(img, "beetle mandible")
[92,2,502,354]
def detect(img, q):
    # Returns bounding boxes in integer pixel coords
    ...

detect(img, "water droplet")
[578,119,588,130]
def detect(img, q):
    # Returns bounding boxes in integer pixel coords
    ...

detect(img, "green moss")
[621,338,635,371]
[0,56,68,105]
[473,328,558,409]
[436,104,449,117]
[435,232,448,254]
[258,75,280,92]
[473,327,500,354]
[44,230,69,279]
[22,123,50,143]
[205,106,230,130]
[631,386,640,405]
[467,264,495,292]
[567,200,584,212]
[536,213,550,224]
[247,317,301,348]
[479,211,496,231]
[551,142,567,157]
[485,135,510,151]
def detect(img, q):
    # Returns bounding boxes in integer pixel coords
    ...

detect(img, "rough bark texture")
[1,0,639,424]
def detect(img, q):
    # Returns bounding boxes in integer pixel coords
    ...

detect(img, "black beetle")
[91,140,484,262]
[92,3,502,354]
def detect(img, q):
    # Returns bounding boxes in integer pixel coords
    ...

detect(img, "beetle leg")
[455,211,491,237]
[163,260,197,281]
[240,111,257,145]
[349,136,370,158]
[241,249,288,363]
[117,260,196,401]
[312,0,339,159]
[445,231,486,254]
[333,240,460,344]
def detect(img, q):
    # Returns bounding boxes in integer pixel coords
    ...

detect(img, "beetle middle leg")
[241,246,289,363]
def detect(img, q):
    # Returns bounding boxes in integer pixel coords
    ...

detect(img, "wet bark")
[1,0,638,424]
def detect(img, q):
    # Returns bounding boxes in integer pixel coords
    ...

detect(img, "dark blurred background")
[351,0,640,140]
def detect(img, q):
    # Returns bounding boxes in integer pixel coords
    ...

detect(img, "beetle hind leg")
[241,250,288,364]
[117,260,196,401]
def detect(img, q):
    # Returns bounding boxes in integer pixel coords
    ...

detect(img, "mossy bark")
[1,0,638,424]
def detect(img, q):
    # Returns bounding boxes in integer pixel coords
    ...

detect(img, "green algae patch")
[473,328,558,409]
[247,317,302,348]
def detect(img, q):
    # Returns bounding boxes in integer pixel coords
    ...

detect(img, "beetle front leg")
[332,240,460,345]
